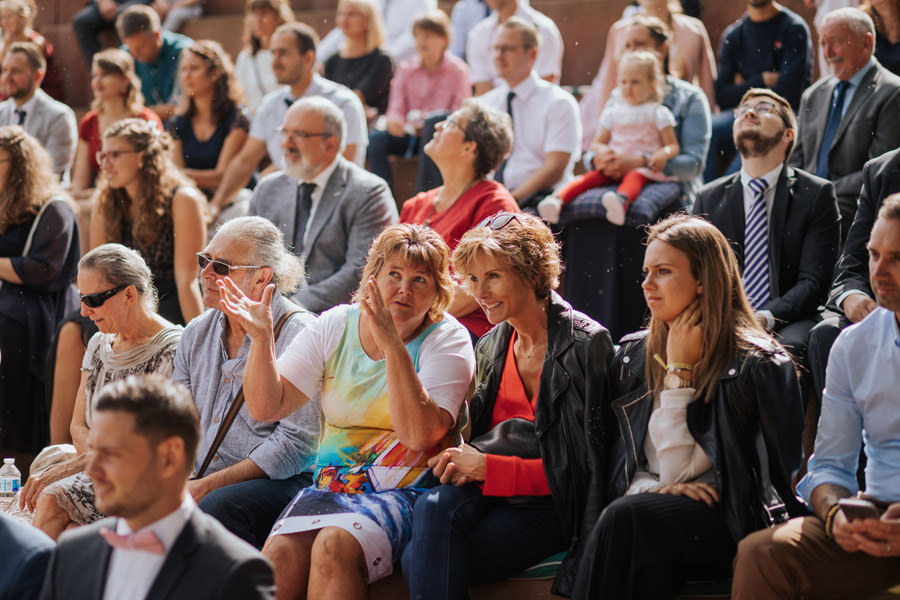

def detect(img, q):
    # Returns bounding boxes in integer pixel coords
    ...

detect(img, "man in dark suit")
[0,512,53,600]
[40,375,275,600]
[790,7,900,242]
[694,88,841,358]
[807,146,900,409]
[250,96,398,313]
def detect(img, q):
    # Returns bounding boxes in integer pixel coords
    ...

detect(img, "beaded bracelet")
[652,353,693,372]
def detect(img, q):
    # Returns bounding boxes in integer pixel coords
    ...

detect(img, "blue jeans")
[401,484,566,600]
[367,130,418,187]
[703,110,742,182]
[198,473,310,548]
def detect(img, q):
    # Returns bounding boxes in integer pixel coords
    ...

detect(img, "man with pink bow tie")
[40,375,275,600]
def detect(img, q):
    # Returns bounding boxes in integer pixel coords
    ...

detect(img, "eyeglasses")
[197,253,262,277]
[436,117,469,140]
[79,284,127,308]
[493,44,525,54]
[734,101,778,119]
[277,127,333,143]
[476,212,521,230]
[96,149,140,164]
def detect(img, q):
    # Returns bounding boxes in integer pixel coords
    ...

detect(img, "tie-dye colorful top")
[278,304,476,494]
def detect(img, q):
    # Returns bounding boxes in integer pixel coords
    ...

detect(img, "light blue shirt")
[797,307,900,504]
[835,57,876,120]
[172,295,320,479]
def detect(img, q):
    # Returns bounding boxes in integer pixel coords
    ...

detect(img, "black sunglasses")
[476,212,521,230]
[79,284,127,308]
[197,253,262,277]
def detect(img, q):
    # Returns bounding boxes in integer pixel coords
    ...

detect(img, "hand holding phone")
[838,497,886,521]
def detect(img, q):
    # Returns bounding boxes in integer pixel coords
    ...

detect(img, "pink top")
[579,13,717,149]
[599,101,677,182]
[384,53,471,124]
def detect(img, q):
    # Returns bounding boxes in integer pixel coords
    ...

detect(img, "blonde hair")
[95,119,192,249]
[0,125,62,234]
[618,50,665,103]
[353,224,453,322]
[338,0,386,52]
[242,0,295,55]
[91,48,144,114]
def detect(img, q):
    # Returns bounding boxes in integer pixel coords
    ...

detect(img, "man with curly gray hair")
[172,216,319,547]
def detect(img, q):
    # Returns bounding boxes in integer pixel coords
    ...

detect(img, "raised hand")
[217,278,276,341]
[358,277,404,354]
[666,298,704,368]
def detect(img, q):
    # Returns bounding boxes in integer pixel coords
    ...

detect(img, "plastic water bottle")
[0,458,20,511]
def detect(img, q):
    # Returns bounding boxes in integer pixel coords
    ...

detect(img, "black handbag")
[470,417,551,507]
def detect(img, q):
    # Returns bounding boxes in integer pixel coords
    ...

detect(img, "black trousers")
[573,493,736,600]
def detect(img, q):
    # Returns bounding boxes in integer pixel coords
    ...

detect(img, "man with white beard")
[249,97,397,313]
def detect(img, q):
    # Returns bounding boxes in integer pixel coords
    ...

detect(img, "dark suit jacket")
[40,509,275,600]
[694,166,840,325]
[789,60,900,229]
[0,512,54,600]
[249,157,398,313]
[827,147,900,311]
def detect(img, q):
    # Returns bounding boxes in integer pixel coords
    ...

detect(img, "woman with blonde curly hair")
[0,125,80,454]
[218,223,475,598]
[169,40,250,199]
[234,0,295,114]
[324,0,393,119]
[90,118,206,325]
[70,48,162,197]
[403,213,614,599]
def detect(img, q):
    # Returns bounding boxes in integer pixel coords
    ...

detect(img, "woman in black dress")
[0,126,80,454]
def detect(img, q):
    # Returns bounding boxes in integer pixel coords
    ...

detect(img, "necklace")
[424,176,482,228]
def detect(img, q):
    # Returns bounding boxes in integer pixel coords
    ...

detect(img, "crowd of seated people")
[4,1,900,599]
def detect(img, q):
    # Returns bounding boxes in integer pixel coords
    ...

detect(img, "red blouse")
[79,107,163,177]
[482,331,552,497]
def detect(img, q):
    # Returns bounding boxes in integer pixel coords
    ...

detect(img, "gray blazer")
[790,60,900,232]
[0,89,77,177]
[40,510,275,600]
[249,156,398,313]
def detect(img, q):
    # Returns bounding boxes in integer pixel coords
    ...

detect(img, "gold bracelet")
[824,502,841,538]
[653,354,694,373]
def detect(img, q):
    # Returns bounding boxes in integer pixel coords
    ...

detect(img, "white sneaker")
[602,191,627,226]
[537,195,563,224]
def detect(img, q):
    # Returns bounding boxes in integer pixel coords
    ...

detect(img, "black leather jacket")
[470,292,614,596]
[583,330,806,546]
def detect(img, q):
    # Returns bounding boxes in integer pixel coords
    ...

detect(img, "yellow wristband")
[824,503,841,538]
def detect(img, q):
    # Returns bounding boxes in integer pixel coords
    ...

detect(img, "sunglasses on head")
[79,284,127,308]
[476,212,521,230]
[197,253,262,277]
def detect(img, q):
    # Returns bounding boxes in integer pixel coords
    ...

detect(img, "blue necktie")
[816,80,849,179]
[743,178,771,310]
[14,110,25,126]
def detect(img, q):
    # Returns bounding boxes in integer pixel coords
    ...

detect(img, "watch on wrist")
[663,370,693,389]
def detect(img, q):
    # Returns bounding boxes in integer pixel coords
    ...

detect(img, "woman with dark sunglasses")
[399,98,519,340]
[0,126,80,456]
[20,243,182,539]
[401,213,615,598]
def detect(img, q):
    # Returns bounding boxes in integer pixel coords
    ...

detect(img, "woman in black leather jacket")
[573,214,805,599]
[401,213,614,598]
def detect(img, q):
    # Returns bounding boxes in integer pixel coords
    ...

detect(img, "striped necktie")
[743,177,771,310]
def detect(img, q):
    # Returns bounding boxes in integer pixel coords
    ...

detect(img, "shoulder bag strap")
[0,198,60,294]
[195,305,303,478]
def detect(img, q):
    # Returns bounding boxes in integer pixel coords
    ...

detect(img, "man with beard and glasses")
[248,97,397,313]
[731,193,900,600]
[693,88,840,365]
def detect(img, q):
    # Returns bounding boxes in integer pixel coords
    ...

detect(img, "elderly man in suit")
[40,375,275,600]
[694,88,841,359]
[249,96,398,314]
[790,7,900,242]
[0,42,76,179]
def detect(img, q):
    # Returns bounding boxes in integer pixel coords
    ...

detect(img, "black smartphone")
[838,497,885,521]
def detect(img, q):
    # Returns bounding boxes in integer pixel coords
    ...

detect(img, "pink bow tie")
[99,527,166,555]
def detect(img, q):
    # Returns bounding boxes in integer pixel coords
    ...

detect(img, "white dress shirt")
[481,71,581,191]
[465,2,563,86]
[103,495,195,600]
[4,93,37,128]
